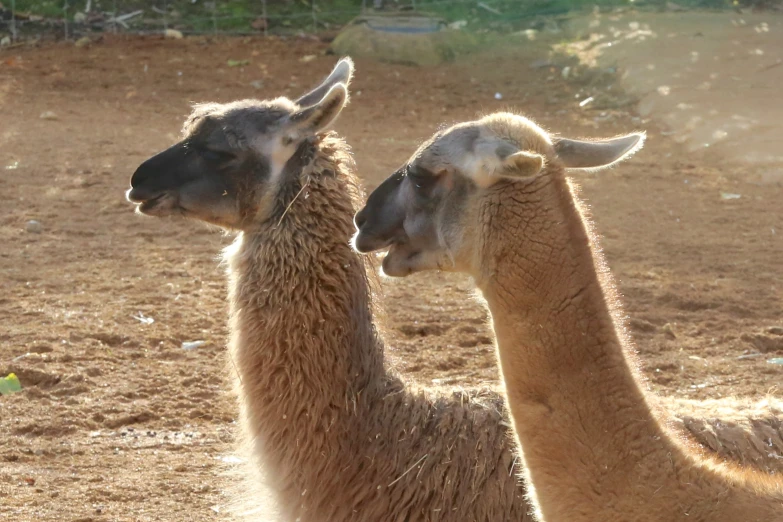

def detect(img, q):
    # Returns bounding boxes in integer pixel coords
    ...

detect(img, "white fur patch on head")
[458,151,497,188]
[461,138,544,188]
[259,67,351,184]
[421,114,554,188]
[260,136,299,183]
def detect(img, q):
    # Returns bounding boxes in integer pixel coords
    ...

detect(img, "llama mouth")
[351,230,395,254]
[136,193,179,216]
[380,243,421,277]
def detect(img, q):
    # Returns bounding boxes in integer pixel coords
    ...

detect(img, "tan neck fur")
[225,134,385,498]
[475,169,783,521]
[221,134,533,522]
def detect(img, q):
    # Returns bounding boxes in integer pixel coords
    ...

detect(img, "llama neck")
[226,136,384,468]
[477,173,683,515]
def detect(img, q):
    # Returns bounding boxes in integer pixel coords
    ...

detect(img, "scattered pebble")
[767,358,783,365]
[164,29,183,39]
[249,80,264,89]
[299,55,317,63]
[39,111,58,121]
[132,312,154,325]
[720,192,741,200]
[661,323,677,340]
[217,455,244,464]
[494,92,503,100]
[26,220,43,233]
[579,96,594,108]
[182,340,205,351]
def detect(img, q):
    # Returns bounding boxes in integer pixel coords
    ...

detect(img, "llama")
[353,112,783,521]
[126,59,534,521]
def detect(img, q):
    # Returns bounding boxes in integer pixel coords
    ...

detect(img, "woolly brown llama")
[353,112,783,521]
[126,60,534,521]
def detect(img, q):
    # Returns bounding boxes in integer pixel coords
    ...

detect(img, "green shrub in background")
[5,0,781,34]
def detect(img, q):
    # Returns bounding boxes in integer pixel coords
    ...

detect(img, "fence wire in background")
[0,0,595,42]
[3,0,773,43]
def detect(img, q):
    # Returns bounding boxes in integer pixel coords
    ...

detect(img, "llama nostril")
[129,167,152,196]
[126,185,156,203]
[354,210,367,230]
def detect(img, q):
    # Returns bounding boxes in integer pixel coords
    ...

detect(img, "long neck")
[226,136,384,472]
[477,173,684,516]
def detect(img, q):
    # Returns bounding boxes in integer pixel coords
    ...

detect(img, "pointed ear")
[287,83,348,138]
[500,150,544,177]
[469,139,544,187]
[554,132,645,170]
[295,57,354,108]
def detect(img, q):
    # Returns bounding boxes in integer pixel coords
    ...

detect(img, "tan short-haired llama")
[127,60,534,521]
[353,112,783,521]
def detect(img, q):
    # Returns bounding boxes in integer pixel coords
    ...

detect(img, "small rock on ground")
[26,220,43,233]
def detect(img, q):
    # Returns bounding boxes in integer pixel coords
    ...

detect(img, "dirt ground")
[1,13,782,521]
[563,11,783,179]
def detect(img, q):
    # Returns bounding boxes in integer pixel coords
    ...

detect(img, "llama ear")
[554,132,645,170]
[287,83,348,138]
[499,150,544,177]
[468,139,544,187]
[295,57,354,108]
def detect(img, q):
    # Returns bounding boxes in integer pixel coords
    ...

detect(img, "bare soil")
[0,15,781,521]
[563,11,783,180]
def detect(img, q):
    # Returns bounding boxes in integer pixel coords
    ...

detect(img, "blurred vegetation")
[3,0,781,34]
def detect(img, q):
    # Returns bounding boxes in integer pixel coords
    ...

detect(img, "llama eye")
[407,165,435,191]
[406,165,423,180]
[201,149,233,163]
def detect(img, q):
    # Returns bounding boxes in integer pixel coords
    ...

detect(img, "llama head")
[126,57,354,230]
[353,112,644,276]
